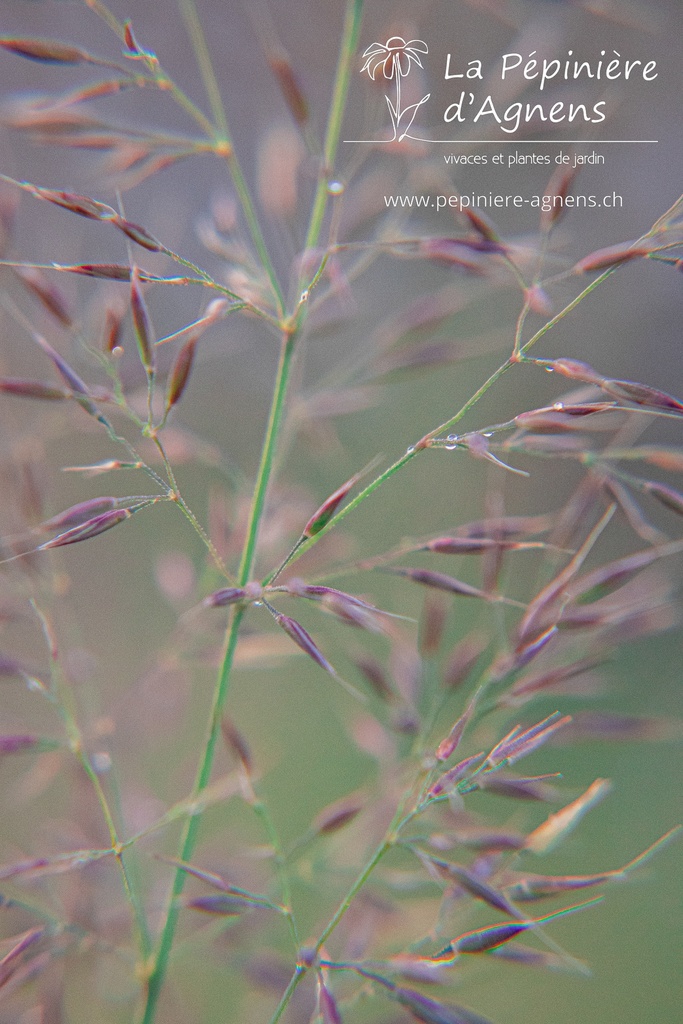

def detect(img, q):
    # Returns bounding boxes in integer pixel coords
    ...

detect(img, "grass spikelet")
[573,242,651,273]
[382,567,514,603]
[1,501,157,562]
[540,163,580,230]
[114,215,164,252]
[439,897,603,957]
[268,607,364,700]
[318,978,343,1024]
[0,928,45,989]
[312,793,364,835]
[0,37,107,66]
[303,466,376,539]
[392,986,495,1024]
[267,49,309,127]
[130,265,155,379]
[416,853,521,918]
[641,481,683,516]
[484,712,571,768]
[517,505,616,641]
[37,496,120,532]
[428,753,487,797]
[601,379,683,414]
[272,611,332,671]
[0,734,56,755]
[525,779,612,854]
[505,828,681,901]
[435,688,480,761]
[165,334,199,414]
[14,265,73,326]
[0,377,70,400]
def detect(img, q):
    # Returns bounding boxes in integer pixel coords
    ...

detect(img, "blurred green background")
[0,1,681,1022]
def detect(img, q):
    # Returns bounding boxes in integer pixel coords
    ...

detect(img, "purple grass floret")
[130,266,155,377]
[303,469,367,538]
[0,377,70,401]
[428,752,486,797]
[384,567,499,601]
[318,978,343,1024]
[393,986,495,1024]
[186,894,261,915]
[485,712,571,768]
[480,773,562,801]
[38,497,120,532]
[166,335,199,413]
[436,689,480,761]
[204,587,248,608]
[417,853,521,918]
[433,897,602,958]
[271,609,365,698]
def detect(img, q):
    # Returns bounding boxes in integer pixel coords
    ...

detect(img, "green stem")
[269,966,306,1024]
[314,837,393,952]
[177,0,229,138]
[220,144,285,317]
[303,0,364,256]
[266,355,516,581]
[252,797,300,951]
[141,332,296,1023]
[175,0,285,315]
[268,773,433,1022]
[141,2,364,1014]
[520,269,617,355]
[266,254,634,581]
[140,604,244,1022]
[269,837,394,1024]
[238,334,296,581]
[33,602,151,962]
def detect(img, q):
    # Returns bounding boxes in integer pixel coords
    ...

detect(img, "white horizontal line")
[344,139,658,144]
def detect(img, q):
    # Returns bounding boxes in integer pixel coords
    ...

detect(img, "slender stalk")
[268,837,394,1024]
[140,604,244,1022]
[219,145,286,317]
[251,796,301,951]
[266,356,516,580]
[303,0,364,255]
[269,771,436,1024]
[263,247,646,582]
[314,837,394,953]
[141,330,296,1023]
[33,602,151,962]
[520,269,617,355]
[177,0,229,138]
[178,2,287,317]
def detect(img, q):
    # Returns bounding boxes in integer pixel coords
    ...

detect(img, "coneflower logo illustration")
[361,36,430,141]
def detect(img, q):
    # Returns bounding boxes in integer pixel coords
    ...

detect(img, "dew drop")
[327,180,344,196]
[406,446,416,455]
[545,366,555,374]
[553,401,564,411]
[253,600,263,607]
[299,289,309,303]
[483,432,493,438]
[92,751,112,774]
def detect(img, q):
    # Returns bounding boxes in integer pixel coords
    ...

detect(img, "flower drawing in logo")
[361,36,430,141]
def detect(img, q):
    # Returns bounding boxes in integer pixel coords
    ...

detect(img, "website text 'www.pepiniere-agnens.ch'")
[384,192,623,213]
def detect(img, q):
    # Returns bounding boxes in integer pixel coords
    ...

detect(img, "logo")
[360,36,430,142]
